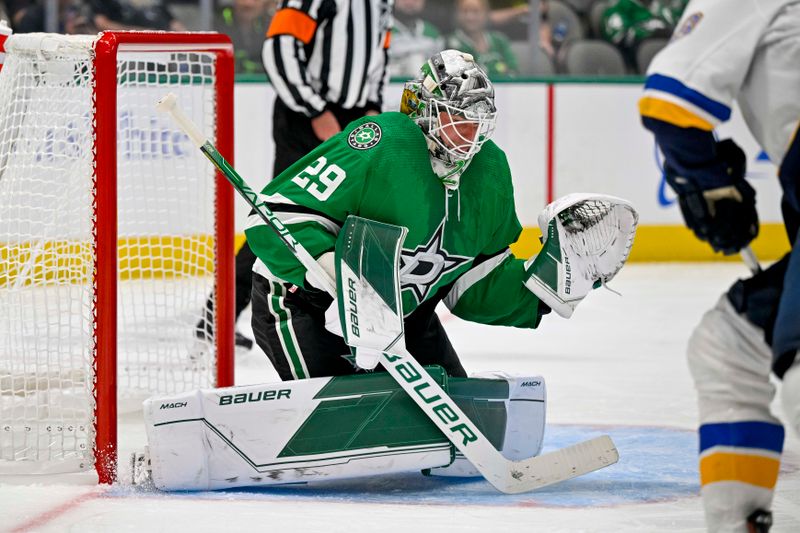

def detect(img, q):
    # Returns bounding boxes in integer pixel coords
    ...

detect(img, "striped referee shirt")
[263,0,394,117]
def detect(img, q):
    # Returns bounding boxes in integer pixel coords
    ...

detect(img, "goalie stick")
[156,93,619,494]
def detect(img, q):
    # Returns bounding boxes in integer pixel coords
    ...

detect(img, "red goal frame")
[92,31,235,483]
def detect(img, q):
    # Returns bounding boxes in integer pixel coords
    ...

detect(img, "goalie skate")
[524,193,638,318]
[130,447,154,489]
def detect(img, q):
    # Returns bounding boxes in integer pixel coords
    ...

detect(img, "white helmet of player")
[401,49,497,189]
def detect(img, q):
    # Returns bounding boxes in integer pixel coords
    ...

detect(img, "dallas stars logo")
[348,122,382,150]
[399,221,470,303]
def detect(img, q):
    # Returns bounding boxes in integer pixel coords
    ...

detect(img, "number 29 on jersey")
[292,156,346,202]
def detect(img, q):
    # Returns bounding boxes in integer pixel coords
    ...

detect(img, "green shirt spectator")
[448,0,519,78]
[601,0,687,71]
[390,0,445,78]
[214,0,275,75]
[601,0,688,48]
[447,28,518,78]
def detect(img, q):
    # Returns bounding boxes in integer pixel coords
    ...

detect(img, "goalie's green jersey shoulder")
[341,112,423,154]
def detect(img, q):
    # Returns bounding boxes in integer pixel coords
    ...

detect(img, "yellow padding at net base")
[0,235,216,287]
[2,224,789,288]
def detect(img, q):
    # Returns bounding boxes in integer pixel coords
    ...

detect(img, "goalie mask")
[401,50,497,189]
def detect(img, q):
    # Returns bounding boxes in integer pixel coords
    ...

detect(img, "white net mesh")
[0,33,222,474]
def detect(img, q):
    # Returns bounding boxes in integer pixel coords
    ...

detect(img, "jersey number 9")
[291,156,346,202]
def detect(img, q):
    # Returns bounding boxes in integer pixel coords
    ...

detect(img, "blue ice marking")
[111,425,700,508]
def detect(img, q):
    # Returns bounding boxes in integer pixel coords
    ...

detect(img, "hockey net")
[0,32,234,482]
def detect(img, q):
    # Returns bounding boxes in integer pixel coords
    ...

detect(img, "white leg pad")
[143,377,453,491]
[145,390,211,490]
[428,373,546,477]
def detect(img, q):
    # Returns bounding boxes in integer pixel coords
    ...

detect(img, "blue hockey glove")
[666,139,758,255]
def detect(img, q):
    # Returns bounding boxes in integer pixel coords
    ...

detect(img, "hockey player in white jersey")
[639,1,800,531]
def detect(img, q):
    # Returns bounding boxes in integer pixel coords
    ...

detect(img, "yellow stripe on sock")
[639,97,714,130]
[700,452,780,489]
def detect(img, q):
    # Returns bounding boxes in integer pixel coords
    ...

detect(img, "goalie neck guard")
[401,49,497,190]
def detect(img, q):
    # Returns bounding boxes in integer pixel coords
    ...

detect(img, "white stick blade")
[500,435,619,494]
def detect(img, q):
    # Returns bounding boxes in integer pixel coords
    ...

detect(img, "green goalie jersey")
[245,112,544,329]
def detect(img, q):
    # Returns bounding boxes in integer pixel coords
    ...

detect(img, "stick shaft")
[198,143,336,295]
[741,245,761,274]
[158,96,335,294]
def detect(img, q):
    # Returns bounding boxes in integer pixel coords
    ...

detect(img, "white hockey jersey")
[640,0,800,165]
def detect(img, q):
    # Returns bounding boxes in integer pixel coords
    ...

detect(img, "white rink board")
[489,83,549,226]
[554,84,783,225]
[553,85,662,216]
[231,82,783,234]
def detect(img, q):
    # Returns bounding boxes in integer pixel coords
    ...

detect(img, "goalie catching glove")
[523,193,638,318]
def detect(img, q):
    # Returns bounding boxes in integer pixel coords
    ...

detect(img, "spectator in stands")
[447,0,518,78]
[600,0,687,70]
[419,0,533,37]
[488,0,554,59]
[389,0,444,77]
[214,0,275,74]
[4,0,93,33]
[537,0,554,59]
[89,0,186,32]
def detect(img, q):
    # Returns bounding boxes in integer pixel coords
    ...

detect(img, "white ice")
[2,264,799,532]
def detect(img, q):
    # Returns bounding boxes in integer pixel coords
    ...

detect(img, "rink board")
[232,81,790,262]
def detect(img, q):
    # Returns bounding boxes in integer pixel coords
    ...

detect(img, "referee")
[263,0,394,170]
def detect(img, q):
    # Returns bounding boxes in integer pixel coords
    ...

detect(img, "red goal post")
[0,31,235,483]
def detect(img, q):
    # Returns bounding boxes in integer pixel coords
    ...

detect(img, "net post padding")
[92,31,120,486]
[212,43,235,390]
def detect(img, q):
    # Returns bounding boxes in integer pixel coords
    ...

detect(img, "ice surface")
[2,264,799,532]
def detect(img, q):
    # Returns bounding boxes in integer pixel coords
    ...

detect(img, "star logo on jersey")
[348,122,382,150]
[399,221,470,303]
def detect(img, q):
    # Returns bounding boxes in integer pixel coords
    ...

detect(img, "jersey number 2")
[291,156,346,201]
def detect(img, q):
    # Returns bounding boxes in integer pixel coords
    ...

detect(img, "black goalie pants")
[251,272,467,381]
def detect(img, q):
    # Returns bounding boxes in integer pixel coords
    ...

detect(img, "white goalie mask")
[401,50,497,189]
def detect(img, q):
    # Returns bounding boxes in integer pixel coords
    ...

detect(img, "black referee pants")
[251,273,467,381]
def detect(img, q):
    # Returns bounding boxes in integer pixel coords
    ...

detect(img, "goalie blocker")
[137,370,546,490]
